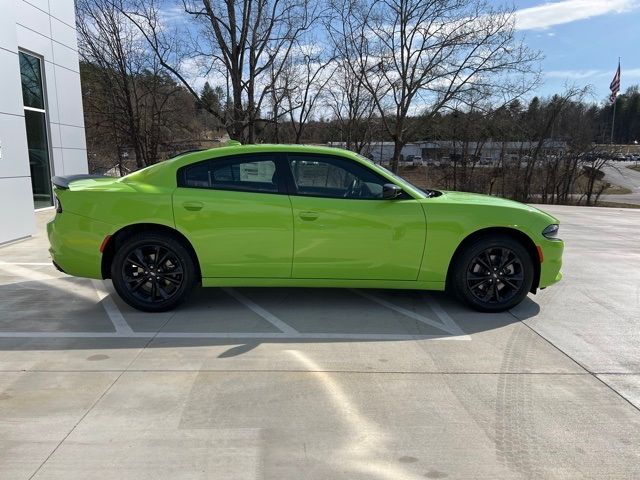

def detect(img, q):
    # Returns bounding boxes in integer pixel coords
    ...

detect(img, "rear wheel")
[451,235,534,312]
[111,233,197,312]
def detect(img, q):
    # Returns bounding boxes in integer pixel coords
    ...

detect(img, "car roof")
[173,144,359,162]
[150,143,368,174]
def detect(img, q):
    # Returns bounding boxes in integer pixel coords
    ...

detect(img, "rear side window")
[179,155,281,194]
[183,162,210,188]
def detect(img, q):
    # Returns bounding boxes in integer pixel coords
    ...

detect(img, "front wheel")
[111,233,197,312]
[451,235,534,312]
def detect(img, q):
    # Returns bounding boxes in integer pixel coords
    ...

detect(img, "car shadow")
[0,276,540,352]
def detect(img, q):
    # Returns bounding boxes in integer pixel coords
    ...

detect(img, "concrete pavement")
[0,206,639,479]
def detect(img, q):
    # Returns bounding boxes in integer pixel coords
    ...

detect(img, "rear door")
[173,153,293,278]
[286,153,426,280]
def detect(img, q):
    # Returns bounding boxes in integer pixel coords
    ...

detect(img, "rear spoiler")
[51,175,107,190]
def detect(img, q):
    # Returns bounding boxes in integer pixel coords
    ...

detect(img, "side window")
[183,161,210,188]
[180,156,280,193]
[288,155,387,199]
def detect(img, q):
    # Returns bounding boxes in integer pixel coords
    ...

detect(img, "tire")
[450,235,534,313]
[111,232,197,312]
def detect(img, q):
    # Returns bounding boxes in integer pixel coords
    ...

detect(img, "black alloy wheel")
[111,233,197,312]
[451,235,534,312]
[466,247,524,304]
[123,245,184,303]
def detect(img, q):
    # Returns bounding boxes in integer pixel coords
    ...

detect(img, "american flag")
[610,62,621,103]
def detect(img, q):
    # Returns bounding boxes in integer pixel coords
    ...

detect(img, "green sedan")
[47,144,563,312]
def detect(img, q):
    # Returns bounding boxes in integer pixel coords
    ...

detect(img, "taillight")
[54,195,62,213]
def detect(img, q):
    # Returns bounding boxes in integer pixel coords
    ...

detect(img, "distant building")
[327,140,568,165]
[0,0,87,244]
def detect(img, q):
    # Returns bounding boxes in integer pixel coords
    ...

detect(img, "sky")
[160,0,640,105]
[510,0,640,102]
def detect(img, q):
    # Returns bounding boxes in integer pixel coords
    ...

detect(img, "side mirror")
[382,183,403,199]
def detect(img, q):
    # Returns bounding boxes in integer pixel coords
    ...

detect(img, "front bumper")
[538,238,564,288]
[47,211,113,279]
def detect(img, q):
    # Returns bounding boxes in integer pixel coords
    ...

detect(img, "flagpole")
[610,98,617,145]
[610,57,621,145]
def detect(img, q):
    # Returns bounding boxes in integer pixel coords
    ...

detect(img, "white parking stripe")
[222,288,299,334]
[0,261,60,282]
[0,262,52,266]
[425,295,467,336]
[0,331,468,340]
[92,280,134,335]
[350,289,466,337]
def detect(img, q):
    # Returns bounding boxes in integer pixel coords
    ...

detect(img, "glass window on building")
[19,51,53,209]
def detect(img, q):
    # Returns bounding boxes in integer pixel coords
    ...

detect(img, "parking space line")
[350,289,466,337]
[0,331,467,340]
[92,280,134,335]
[222,287,299,334]
[0,262,52,266]
[0,261,60,282]
[422,294,467,336]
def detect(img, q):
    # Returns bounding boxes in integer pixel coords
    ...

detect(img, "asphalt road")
[0,206,638,479]
[600,162,640,205]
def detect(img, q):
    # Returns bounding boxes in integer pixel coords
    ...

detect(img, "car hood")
[434,191,559,223]
[440,190,527,207]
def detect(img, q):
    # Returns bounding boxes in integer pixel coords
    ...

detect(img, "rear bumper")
[47,211,113,279]
[538,239,563,288]
[51,260,65,273]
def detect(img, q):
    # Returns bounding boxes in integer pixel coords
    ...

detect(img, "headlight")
[542,224,559,239]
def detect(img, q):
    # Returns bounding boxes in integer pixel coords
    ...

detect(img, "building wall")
[329,140,567,166]
[328,142,422,164]
[0,0,87,244]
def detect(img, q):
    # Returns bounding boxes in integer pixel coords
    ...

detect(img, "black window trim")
[176,151,411,200]
[176,152,289,195]
[283,152,408,200]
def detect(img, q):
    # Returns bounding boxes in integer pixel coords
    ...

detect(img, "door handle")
[299,211,319,221]
[183,201,204,211]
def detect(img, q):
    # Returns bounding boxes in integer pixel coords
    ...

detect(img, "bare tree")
[324,0,378,153]
[325,59,376,153]
[77,0,182,169]
[336,0,539,172]
[266,60,290,143]
[515,87,589,202]
[282,46,335,143]
[119,0,317,143]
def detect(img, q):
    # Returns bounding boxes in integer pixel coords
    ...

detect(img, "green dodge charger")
[47,144,563,312]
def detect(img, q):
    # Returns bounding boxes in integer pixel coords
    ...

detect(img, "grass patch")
[603,185,633,194]
[595,201,640,209]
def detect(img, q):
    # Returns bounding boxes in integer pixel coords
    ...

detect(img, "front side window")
[19,51,52,209]
[180,156,280,194]
[288,155,387,199]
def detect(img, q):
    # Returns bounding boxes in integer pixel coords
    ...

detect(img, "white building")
[0,0,87,244]
[328,140,567,165]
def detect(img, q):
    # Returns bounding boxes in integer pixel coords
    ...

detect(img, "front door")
[286,154,426,280]
[173,153,293,278]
